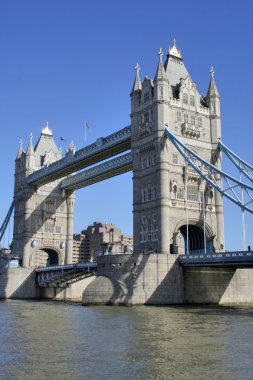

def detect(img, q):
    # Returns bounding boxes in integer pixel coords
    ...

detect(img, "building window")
[191,116,195,126]
[44,223,54,233]
[190,95,195,107]
[144,92,150,102]
[140,215,158,242]
[173,153,178,165]
[144,112,149,125]
[198,117,202,128]
[187,184,199,202]
[176,185,184,200]
[55,226,61,234]
[183,93,188,105]
[184,114,188,123]
[142,158,146,169]
[176,111,181,123]
[142,216,147,224]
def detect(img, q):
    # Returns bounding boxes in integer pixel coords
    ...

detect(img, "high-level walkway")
[27,126,131,187]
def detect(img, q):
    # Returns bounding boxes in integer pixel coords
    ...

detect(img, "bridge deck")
[179,251,253,267]
[36,263,97,288]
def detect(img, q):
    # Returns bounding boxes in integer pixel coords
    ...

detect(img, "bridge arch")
[29,245,63,268]
[174,219,214,255]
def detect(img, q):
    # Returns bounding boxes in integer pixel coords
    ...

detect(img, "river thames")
[0,300,253,380]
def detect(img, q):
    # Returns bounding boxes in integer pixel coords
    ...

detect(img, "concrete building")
[131,39,223,256]
[81,222,133,260]
[72,233,86,263]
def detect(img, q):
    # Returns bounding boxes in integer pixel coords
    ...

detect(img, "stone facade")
[12,124,75,267]
[131,40,223,256]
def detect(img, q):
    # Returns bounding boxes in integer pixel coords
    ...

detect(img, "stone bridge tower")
[131,40,224,255]
[12,123,75,267]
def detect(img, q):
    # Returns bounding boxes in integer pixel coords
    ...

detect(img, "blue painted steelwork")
[61,152,133,190]
[218,139,253,182]
[178,251,253,267]
[27,126,131,187]
[165,127,253,214]
[36,262,97,288]
[0,201,14,242]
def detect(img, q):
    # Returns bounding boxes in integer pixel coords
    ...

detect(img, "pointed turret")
[154,48,168,103]
[16,139,24,159]
[131,63,142,93]
[26,133,35,156]
[26,133,35,172]
[131,63,142,112]
[207,66,220,99]
[154,48,167,81]
[206,67,220,117]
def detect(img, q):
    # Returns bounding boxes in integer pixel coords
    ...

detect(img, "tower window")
[183,93,188,105]
[144,92,150,102]
[173,153,178,165]
[187,184,199,202]
[190,95,195,107]
[191,116,195,126]
[176,185,184,200]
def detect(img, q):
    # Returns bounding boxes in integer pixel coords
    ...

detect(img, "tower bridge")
[1,39,253,304]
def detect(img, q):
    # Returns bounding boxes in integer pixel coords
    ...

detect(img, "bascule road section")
[27,125,131,187]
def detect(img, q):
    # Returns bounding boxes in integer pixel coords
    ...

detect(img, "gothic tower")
[131,40,224,255]
[12,123,75,267]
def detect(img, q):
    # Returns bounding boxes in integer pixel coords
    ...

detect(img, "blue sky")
[0,0,253,250]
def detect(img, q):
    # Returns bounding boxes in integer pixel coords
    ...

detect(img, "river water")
[0,301,253,380]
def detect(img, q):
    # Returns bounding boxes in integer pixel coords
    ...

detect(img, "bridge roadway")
[36,263,97,288]
[27,126,131,187]
[179,250,253,267]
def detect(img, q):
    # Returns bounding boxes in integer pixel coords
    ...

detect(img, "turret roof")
[131,63,142,93]
[207,67,220,98]
[34,122,62,167]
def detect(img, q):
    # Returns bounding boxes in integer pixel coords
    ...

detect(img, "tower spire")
[26,133,35,155]
[131,63,142,93]
[16,139,24,159]
[207,66,220,98]
[154,48,167,81]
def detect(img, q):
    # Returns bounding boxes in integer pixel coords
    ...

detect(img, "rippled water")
[0,301,253,379]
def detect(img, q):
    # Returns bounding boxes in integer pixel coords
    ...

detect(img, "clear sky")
[0,0,253,250]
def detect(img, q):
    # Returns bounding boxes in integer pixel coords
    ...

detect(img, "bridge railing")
[179,251,253,266]
[35,262,97,272]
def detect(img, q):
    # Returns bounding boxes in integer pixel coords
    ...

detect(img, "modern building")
[72,222,133,261]
[72,233,86,263]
